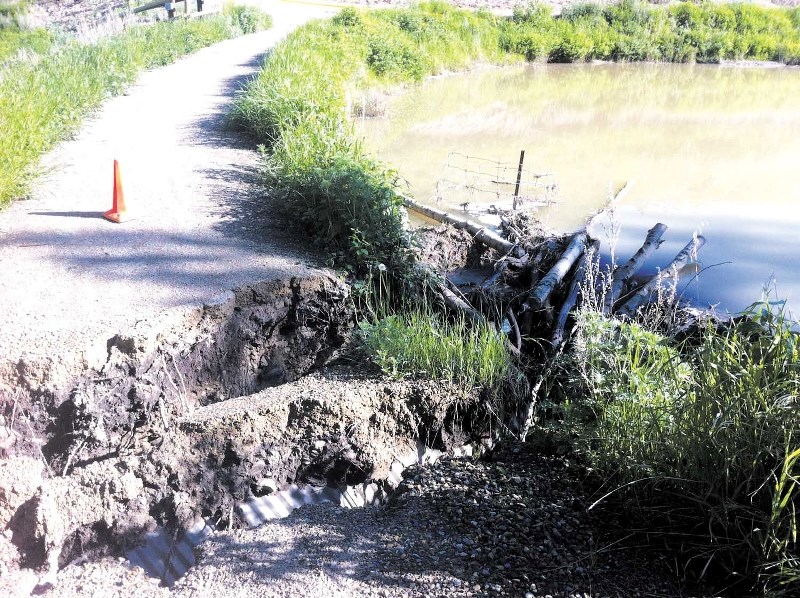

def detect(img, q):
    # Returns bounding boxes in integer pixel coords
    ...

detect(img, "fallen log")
[506,308,522,354]
[552,239,599,349]
[526,180,633,312]
[616,235,706,318]
[412,263,484,323]
[472,283,520,314]
[604,223,668,314]
[401,195,522,257]
[583,180,634,237]
[440,282,484,323]
[527,231,588,311]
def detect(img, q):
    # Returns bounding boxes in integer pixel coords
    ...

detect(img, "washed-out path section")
[0,1,338,402]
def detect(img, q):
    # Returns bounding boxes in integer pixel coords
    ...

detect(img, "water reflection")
[356,63,800,312]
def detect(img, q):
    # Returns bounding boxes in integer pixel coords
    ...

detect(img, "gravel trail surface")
[47,443,682,597]
[0,0,338,392]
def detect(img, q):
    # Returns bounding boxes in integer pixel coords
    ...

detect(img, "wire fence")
[435,152,558,212]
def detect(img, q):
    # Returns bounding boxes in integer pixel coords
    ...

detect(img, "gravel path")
[0,0,338,395]
[47,443,683,597]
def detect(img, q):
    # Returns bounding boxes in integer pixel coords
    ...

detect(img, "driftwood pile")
[402,184,705,352]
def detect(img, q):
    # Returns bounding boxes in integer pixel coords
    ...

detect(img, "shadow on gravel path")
[0,2,338,398]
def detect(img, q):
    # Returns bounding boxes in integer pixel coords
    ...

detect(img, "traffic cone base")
[103,159,128,223]
[103,208,124,223]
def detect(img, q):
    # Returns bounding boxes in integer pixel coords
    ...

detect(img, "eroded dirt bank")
[1,274,350,570]
[0,267,497,595]
[1,365,482,585]
[1,274,351,465]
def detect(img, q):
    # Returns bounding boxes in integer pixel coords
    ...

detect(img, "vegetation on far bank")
[233,2,800,594]
[507,0,800,64]
[0,3,271,206]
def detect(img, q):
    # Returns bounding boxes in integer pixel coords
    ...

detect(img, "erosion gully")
[0,272,489,588]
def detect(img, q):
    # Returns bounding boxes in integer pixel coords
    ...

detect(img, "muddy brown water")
[357,62,800,313]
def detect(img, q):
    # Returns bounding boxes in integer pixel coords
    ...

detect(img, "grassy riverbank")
[0,4,271,207]
[232,3,512,274]
[559,300,800,594]
[233,0,800,274]
[234,2,800,594]
[505,1,800,64]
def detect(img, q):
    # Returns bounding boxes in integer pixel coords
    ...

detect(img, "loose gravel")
[48,443,684,597]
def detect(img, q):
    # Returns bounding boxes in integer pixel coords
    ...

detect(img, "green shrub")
[366,32,429,80]
[331,7,362,28]
[498,0,800,66]
[562,2,604,24]
[549,26,594,62]
[511,1,553,26]
[222,4,273,35]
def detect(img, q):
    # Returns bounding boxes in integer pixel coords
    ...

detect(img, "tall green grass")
[360,307,511,388]
[231,3,510,275]
[0,5,272,206]
[569,302,800,594]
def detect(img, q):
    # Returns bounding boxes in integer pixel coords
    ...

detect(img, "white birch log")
[527,231,588,310]
[551,240,599,349]
[401,195,520,257]
[604,223,668,313]
[616,235,706,318]
[528,180,633,312]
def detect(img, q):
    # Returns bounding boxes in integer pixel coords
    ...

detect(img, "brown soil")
[2,364,486,592]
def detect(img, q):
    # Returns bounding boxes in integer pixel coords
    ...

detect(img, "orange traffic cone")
[103,160,128,223]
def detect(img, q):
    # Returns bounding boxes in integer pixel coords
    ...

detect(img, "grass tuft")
[360,307,511,389]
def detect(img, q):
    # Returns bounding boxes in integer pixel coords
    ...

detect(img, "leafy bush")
[511,2,553,27]
[331,7,362,28]
[548,26,594,62]
[222,4,273,35]
[562,2,604,24]
[366,33,429,80]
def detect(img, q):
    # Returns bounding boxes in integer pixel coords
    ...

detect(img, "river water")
[356,63,800,313]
